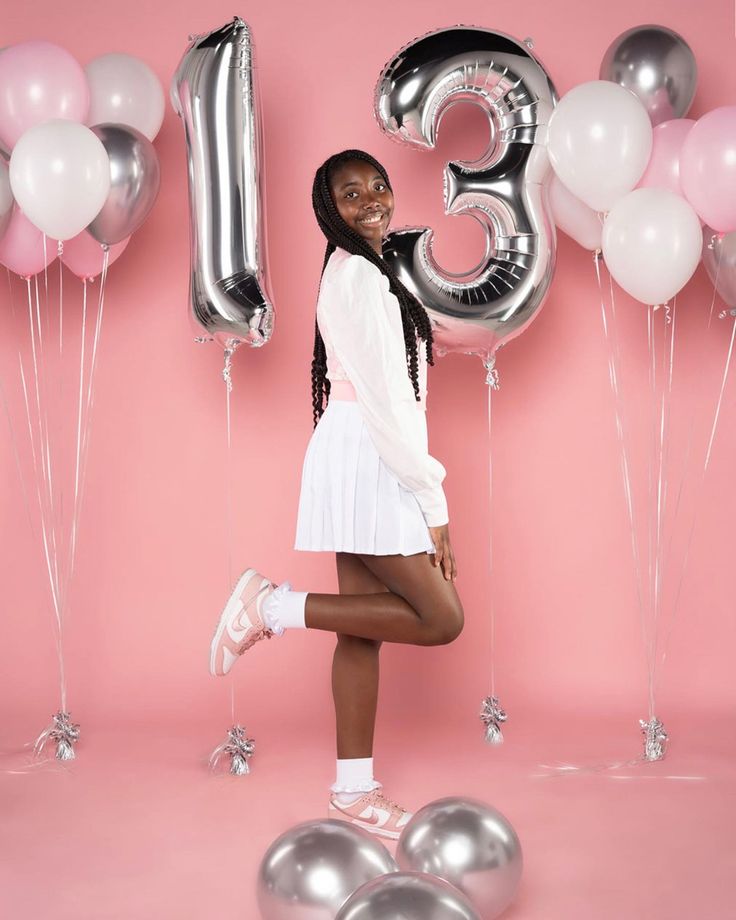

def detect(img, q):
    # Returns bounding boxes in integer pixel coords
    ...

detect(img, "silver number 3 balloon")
[171,17,274,351]
[375,26,558,364]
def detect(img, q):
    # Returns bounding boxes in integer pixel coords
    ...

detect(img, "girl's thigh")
[357,550,464,633]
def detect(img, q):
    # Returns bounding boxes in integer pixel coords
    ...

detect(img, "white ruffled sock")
[330,757,382,804]
[261,581,307,636]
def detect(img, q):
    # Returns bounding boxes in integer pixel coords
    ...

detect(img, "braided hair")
[310,148,435,427]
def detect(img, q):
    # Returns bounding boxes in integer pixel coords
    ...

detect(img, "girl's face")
[329,159,394,253]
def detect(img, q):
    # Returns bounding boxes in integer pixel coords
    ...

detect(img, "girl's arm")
[320,254,448,528]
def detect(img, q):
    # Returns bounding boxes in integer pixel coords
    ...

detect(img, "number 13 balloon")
[171,17,274,350]
[375,26,558,363]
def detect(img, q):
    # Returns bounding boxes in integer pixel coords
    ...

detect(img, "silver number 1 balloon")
[171,17,274,349]
[375,26,558,362]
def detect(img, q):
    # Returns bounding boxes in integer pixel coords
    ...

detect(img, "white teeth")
[359,214,383,224]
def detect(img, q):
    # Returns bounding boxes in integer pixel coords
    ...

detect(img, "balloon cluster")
[548,24,736,307]
[0,41,162,281]
[258,797,522,920]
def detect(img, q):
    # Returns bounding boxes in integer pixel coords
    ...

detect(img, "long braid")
[310,149,434,427]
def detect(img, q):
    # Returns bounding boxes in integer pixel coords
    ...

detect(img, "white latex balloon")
[9,120,110,241]
[548,174,602,251]
[602,187,702,304]
[86,53,165,141]
[548,80,652,213]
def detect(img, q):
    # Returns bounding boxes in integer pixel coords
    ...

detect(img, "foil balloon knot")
[209,724,255,775]
[34,711,80,761]
[222,339,241,392]
[639,716,668,762]
[480,695,507,745]
[483,357,500,390]
[592,248,602,263]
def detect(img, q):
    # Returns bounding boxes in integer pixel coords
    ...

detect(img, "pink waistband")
[329,379,357,401]
[329,377,427,411]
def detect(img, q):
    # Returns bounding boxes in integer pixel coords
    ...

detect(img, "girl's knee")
[423,601,464,646]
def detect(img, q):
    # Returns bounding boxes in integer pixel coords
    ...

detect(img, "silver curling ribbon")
[480,695,507,745]
[375,25,558,363]
[209,724,255,775]
[640,717,668,762]
[171,17,275,349]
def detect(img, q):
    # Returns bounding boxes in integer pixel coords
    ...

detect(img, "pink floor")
[1,708,733,919]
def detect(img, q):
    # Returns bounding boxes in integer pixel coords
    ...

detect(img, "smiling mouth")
[358,213,385,226]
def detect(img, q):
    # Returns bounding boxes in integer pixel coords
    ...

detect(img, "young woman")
[209,149,463,840]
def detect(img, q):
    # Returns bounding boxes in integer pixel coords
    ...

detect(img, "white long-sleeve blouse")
[316,246,448,528]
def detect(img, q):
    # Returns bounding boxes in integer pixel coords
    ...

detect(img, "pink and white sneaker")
[210,568,277,677]
[328,788,413,840]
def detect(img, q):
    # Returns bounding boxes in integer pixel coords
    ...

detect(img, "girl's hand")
[428,523,457,582]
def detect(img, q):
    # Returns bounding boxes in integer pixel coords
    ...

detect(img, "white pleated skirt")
[294,399,435,556]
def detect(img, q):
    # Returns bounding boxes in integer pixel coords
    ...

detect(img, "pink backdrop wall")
[1,0,735,746]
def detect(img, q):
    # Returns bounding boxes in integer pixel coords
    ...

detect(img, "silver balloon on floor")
[336,871,480,920]
[257,819,397,919]
[600,25,697,126]
[397,797,523,919]
[374,26,558,362]
[171,16,274,349]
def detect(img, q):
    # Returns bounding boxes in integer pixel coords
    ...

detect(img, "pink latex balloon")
[638,118,695,195]
[61,230,129,280]
[0,207,57,277]
[680,106,736,233]
[0,41,89,150]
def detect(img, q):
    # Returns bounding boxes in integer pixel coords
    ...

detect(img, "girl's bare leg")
[305,550,463,646]
[332,552,387,759]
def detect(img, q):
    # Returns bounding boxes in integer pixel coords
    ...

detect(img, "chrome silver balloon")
[171,17,274,348]
[87,123,160,245]
[397,797,523,920]
[600,25,697,127]
[336,871,480,920]
[702,227,736,308]
[257,819,398,920]
[375,26,558,362]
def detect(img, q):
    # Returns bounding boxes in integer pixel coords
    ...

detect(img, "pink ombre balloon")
[0,207,57,277]
[680,106,736,233]
[0,41,89,150]
[61,230,129,280]
[638,118,695,195]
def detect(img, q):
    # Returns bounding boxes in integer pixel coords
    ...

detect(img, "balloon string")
[33,271,62,597]
[657,313,736,683]
[67,248,110,617]
[594,255,648,711]
[652,299,675,692]
[225,362,237,724]
[646,307,655,717]
[655,250,724,690]
[26,277,59,599]
[58,241,64,356]
[487,377,495,699]
[59,276,88,618]
[22,278,66,710]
